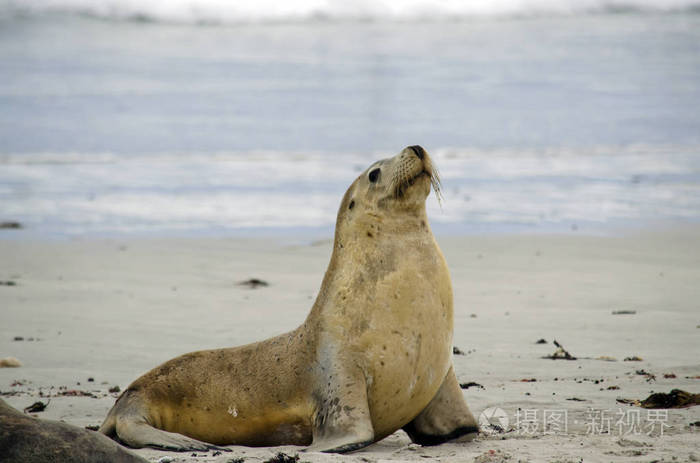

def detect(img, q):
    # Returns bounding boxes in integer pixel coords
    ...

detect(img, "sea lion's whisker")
[430,166,443,205]
[389,168,442,203]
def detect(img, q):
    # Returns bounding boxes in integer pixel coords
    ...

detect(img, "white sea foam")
[1,146,699,235]
[2,0,699,24]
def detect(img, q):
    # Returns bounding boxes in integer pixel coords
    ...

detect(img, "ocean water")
[1,3,700,236]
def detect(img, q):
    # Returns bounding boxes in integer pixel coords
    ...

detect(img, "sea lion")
[99,145,478,453]
[0,398,147,463]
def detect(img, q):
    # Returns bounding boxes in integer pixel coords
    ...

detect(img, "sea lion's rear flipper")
[402,366,479,445]
[101,390,227,452]
[306,362,374,453]
[114,418,225,452]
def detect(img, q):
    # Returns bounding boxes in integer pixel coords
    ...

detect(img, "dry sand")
[1,227,699,462]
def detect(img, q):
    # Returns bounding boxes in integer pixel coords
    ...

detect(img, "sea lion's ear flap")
[337,178,361,220]
[402,366,479,445]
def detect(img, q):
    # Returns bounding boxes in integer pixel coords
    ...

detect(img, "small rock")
[156,457,174,463]
[0,221,22,229]
[0,357,22,368]
[109,385,121,393]
[0,281,17,286]
[635,369,656,381]
[535,338,547,344]
[13,336,24,341]
[87,377,94,382]
[453,346,465,355]
[617,436,651,447]
[612,310,636,315]
[624,356,643,362]
[263,453,299,463]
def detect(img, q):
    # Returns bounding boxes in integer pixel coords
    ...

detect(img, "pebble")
[0,357,22,368]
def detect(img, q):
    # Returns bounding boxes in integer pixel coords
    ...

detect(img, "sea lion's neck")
[339,207,430,246]
[304,206,436,324]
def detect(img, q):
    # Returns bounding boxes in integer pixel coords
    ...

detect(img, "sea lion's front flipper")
[402,366,479,445]
[306,362,374,453]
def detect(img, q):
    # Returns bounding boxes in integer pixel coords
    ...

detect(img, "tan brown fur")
[100,146,478,453]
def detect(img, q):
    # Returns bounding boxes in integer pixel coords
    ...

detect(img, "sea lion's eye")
[368,168,380,183]
[348,200,355,210]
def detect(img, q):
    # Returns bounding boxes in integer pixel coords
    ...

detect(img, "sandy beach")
[3,2,700,461]
[1,227,698,462]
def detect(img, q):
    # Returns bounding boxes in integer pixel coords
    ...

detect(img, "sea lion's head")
[336,145,441,235]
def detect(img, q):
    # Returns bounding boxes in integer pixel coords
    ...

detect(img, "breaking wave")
[2,0,699,24]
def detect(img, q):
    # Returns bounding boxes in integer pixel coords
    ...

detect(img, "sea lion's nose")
[408,145,425,160]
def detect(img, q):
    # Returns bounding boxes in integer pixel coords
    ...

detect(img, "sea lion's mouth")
[393,168,442,203]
